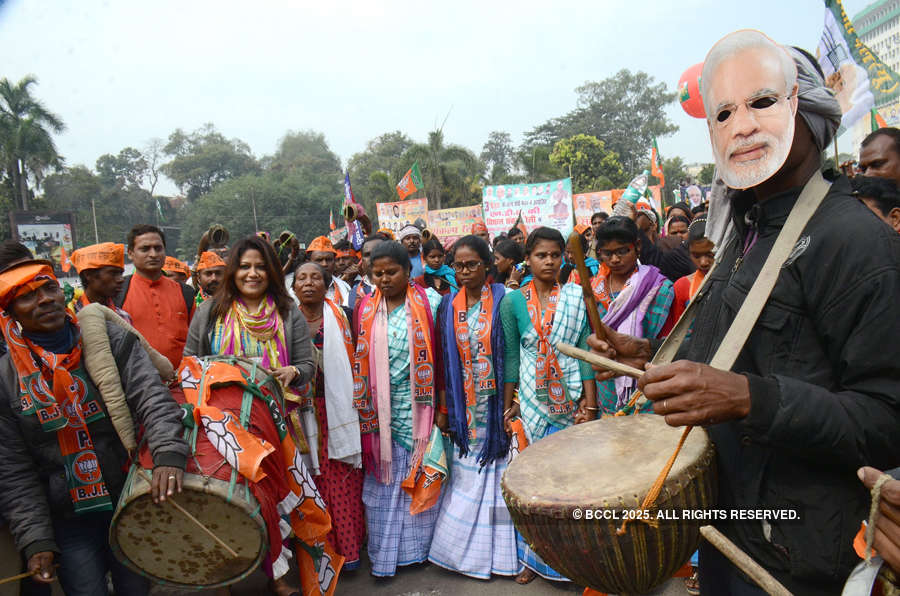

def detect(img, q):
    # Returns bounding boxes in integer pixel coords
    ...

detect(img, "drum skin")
[502,415,716,594]
[109,467,265,589]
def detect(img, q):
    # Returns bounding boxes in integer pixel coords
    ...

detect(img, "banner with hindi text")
[481,178,572,240]
[426,205,484,247]
[376,198,429,234]
[573,185,662,227]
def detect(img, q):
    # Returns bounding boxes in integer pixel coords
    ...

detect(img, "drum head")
[503,415,711,510]
[111,471,265,589]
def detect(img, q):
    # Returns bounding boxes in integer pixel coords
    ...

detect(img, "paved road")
[153,552,691,596]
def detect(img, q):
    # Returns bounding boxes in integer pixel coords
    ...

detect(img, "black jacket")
[678,174,900,595]
[0,323,188,560]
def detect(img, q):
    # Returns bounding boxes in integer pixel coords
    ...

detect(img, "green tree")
[403,128,482,210]
[480,131,518,184]
[549,134,626,193]
[516,144,565,184]
[268,130,343,182]
[525,70,678,177]
[161,123,259,200]
[698,163,716,185]
[0,76,65,210]
[347,131,415,215]
[96,147,148,189]
[661,156,688,208]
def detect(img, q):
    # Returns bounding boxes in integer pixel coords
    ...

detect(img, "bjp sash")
[522,281,575,423]
[451,285,494,444]
[353,283,436,483]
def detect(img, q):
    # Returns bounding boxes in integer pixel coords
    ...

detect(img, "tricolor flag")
[816,0,900,132]
[871,108,888,131]
[650,138,665,187]
[396,161,423,200]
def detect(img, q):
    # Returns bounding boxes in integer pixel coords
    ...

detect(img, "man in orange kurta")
[116,225,195,368]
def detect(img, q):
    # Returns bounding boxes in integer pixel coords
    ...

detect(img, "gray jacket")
[0,323,189,560]
[184,299,314,386]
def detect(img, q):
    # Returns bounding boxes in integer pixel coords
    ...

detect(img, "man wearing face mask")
[589,30,900,595]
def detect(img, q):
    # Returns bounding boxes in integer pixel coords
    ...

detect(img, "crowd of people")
[0,28,899,596]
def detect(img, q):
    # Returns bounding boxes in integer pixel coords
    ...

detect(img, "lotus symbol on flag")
[201,413,244,469]
[289,450,326,512]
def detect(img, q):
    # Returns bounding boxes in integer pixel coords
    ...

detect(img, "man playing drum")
[590,31,900,595]
[0,244,189,596]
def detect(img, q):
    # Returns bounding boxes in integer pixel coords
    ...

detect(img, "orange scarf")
[688,269,706,300]
[522,281,574,422]
[353,283,436,483]
[0,265,111,514]
[451,285,494,443]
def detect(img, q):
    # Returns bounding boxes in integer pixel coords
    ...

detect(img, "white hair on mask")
[700,30,798,119]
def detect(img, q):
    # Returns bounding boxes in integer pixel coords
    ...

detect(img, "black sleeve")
[637,230,695,281]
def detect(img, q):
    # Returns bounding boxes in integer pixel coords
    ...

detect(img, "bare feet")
[515,568,537,585]
[269,576,299,596]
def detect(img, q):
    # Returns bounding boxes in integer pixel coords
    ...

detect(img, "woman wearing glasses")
[428,235,518,579]
[590,216,675,415]
[499,226,598,584]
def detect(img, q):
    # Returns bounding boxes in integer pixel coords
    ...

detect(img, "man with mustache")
[589,31,900,594]
[0,249,188,595]
[114,225,195,369]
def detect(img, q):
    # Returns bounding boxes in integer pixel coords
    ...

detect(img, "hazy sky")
[0,0,871,195]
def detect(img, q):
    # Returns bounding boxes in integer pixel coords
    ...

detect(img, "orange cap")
[195,251,226,272]
[163,256,190,277]
[307,236,337,254]
[69,242,125,274]
[0,263,56,309]
[377,228,395,240]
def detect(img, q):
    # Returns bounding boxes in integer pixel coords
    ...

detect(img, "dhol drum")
[109,356,283,590]
[502,415,716,594]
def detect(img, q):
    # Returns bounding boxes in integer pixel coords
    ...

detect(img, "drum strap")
[618,171,831,533]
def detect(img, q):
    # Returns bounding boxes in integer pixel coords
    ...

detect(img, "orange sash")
[522,281,574,420]
[451,285,494,443]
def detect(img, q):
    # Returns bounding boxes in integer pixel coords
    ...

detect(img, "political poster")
[573,185,663,227]
[426,205,484,247]
[482,178,572,240]
[376,198,429,234]
[10,211,76,276]
[328,226,348,246]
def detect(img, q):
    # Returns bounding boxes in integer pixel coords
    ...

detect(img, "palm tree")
[0,76,65,210]
[403,128,481,210]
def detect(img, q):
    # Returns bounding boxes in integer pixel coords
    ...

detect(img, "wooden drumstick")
[0,565,58,586]
[567,231,606,341]
[139,469,239,558]
[556,342,645,380]
[700,526,792,596]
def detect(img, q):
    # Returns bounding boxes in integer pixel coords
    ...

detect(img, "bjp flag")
[396,161,423,200]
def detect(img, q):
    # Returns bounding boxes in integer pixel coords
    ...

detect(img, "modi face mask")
[704,34,799,190]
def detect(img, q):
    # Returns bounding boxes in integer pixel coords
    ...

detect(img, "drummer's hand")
[273,366,298,387]
[638,361,750,427]
[434,410,449,433]
[587,324,652,382]
[152,466,183,503]
[574,402,597,424]
[503,402,520,434]
[858,466,900,572]
[27,551,55,583]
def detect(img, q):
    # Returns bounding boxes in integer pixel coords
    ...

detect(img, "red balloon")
[678,62,705,119]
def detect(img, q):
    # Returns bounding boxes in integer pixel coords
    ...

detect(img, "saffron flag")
[396,161,423,200]
[817,0,900,131]
[871,108,888,131]
[650,138,665,187]
[329,209,335,231]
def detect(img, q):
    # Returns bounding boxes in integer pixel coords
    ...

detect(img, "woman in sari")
[428,235,518,579]
[500,226,598,585]
[292,262,365,571]
[184,235,314,596]
[590,217,674,415]
[352,241,443,577]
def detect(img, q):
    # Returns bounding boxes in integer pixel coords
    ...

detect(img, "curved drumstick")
[567,231,606,342]
[556,342,644,379]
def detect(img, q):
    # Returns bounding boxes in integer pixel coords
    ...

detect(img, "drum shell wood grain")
[501,416,717,594]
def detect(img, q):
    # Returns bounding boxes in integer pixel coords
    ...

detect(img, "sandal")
[684,570,700,595]
[515,568,537,585]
